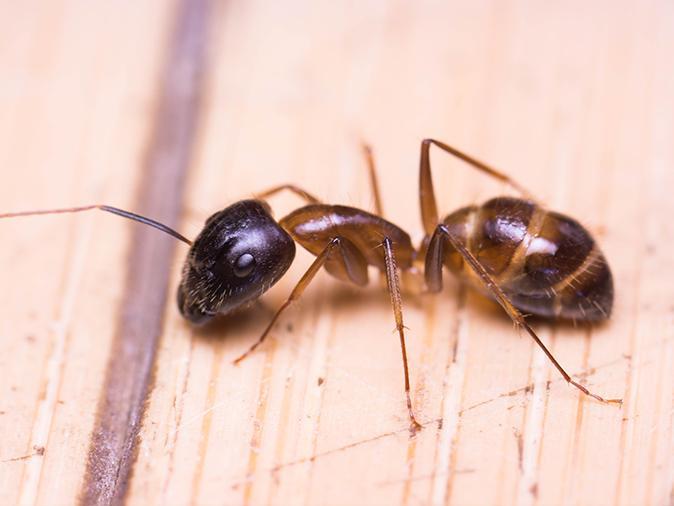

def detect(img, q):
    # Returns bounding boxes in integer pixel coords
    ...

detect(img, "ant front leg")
[253,184,322,205]
[232,235,369,364]
[232,237,339,365]
[425,224,622,405]
[254,143,385,217]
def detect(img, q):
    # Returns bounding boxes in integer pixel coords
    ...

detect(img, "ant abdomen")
[441,196,613,321]
[177,200,296,324]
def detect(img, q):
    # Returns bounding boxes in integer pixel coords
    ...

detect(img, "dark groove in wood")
[80,0,213,504]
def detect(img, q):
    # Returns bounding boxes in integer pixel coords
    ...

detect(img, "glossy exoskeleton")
[428,197,613,320]
[417,139,619,405]
[176,199,296,324]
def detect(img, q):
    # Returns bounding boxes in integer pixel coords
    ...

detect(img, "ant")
[0,139,621,436]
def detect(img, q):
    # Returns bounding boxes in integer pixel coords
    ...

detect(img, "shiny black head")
[177,200,296,324]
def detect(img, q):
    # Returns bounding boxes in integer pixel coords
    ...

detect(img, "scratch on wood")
[2,446,45,463]
[459,353,627,417]
[226,347,631,492]
[271,426,409,473]
[80,0,213,504]
[432,286,468,505]
[224,341,635,488]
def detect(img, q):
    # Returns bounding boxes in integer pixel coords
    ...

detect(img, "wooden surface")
[1,1,673,505]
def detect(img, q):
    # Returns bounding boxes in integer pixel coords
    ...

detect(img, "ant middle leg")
[382,236,422,434]
[361,143,384,217]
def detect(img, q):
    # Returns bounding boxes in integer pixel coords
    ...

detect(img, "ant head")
[177,199,296,324]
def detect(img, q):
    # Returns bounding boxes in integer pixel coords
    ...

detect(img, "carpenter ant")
[0,140,621,437]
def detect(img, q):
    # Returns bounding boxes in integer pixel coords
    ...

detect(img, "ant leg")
[0,204,192,245]
[255,144,385,214]
[419,141,440,236]
[428,224,622,405]
[423,223,447,293]
[233,237,340,365]
[253,185,322,205]
[422,139,534,198]
[323,236,369,286]
[382,237,423,433]
[419,138,536,236]
[361,143,384,217]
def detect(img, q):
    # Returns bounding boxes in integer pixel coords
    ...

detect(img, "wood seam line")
[441,286,469,504]
[79,0,213,504]
[18,223,86,503]
[304,305,336,502]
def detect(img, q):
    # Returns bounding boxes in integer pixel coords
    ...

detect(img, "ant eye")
[233,253,256,278]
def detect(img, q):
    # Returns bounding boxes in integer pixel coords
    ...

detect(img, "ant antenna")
[0,205,192,245]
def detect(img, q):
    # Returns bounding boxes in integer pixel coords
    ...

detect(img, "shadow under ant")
[189,275,427,351]
[189,275,607,363]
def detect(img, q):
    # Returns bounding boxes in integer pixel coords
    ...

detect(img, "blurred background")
[1,1,672,505]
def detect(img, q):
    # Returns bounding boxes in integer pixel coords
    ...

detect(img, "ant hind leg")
[418,138,537,236]
[427,223,622,405]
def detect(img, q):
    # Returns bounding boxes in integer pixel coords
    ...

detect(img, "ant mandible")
[0,139,621,436]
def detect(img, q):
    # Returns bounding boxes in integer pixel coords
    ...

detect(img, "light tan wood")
[1,1,673,505]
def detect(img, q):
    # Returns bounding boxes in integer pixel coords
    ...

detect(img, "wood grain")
[1,1,672,505]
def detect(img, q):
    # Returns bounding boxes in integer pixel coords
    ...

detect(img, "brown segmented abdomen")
[442,197,613,321]
[279,204,415,271]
